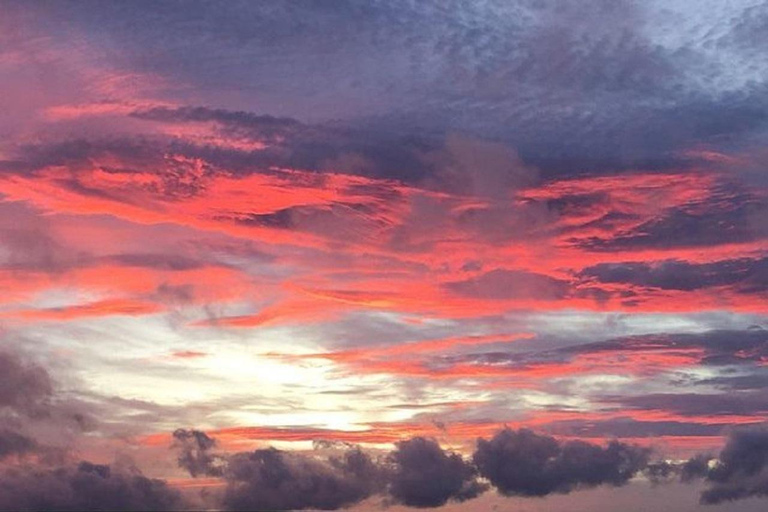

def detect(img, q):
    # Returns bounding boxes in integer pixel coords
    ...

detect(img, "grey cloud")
[696,373,768,391]
[172,428,224,478]
[473,428,650,497]
[128,106,439,183]
[679,427,768,504]
[181,431,482,510]
[580,190,768,251]
[0,346,94,463]
[222,447,383,511]
[0,462,182,512]
[12,1,768,175]
[603,392,768,418]
[0,350,53,417]
[449,328,768,377]
[445,269,569,301]
[562,328,768,367]
[131,106,302,143]
[579,257,768,294]
[0,429,36,460]
[388,437,486,508]
[544,418,732,439]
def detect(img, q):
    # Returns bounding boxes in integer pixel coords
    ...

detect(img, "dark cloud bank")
[166,426,768,511]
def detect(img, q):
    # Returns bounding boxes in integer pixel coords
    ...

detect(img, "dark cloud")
[172,428,224,477]
[222,447,383,511]
[387,437,486,508]
[448,328,768,377]
[0,346,94,466]
[131,106,302,143]
[445,269,569,301]
[473,428,649,497]
[173,431,488,509]
[678,427,768,504]
[129,106,439,183]
[580,190,768,251]
[579,257,768,294]
[681,453,714,483]
[607,392,768,418]
[10,0,768,177]
[0,350,53,417]
[0,461,182,512]
[544,418,731,439]
[0,429,36,460]
[696,373,768,391]
[562,328,768,367]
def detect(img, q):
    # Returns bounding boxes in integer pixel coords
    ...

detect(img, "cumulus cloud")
[177,429,651,510]
[688,427,768,504]
[0,461,182,512]
[222,447,383,511]
[473,428,650,497]
[387,437,486,508]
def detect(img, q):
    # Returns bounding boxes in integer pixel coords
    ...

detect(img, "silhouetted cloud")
[222,447,383,511]
[387,437,486,508]
[698,428,768,504]
[0,461,182,512]
[473,428,649,497]
[172,428,225,477]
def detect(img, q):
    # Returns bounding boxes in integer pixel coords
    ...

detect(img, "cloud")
[0,429,36,460]
[434,328,767,389]
[561,328,768,368]
[579,189,768,251]
[605,392,768,418]
[20,0,768,174]
[172,428,225,478]
[387,437,486,507]
[0,345,95,463]
[0,350,53,417]
[444,269,569,301]
[678,427,768,504]
[579,257,768,294]
[473,428,650,497]
[0,462,182,512]
[222,447,382,511]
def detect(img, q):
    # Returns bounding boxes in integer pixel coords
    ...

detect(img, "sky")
[1,0,768,510]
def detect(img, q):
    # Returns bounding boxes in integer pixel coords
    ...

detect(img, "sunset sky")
[1,1,768,511]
